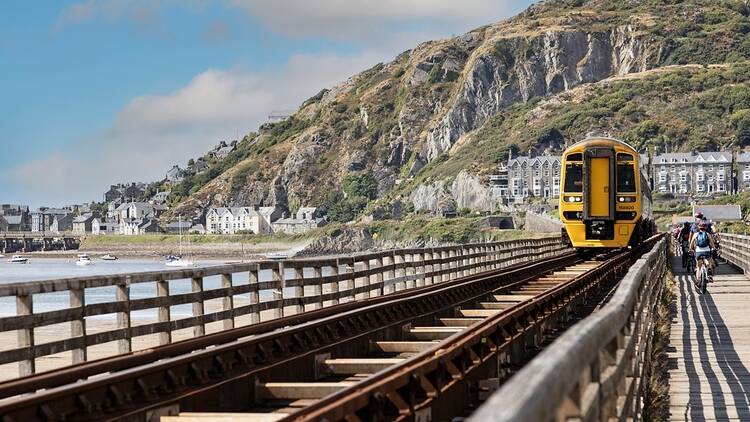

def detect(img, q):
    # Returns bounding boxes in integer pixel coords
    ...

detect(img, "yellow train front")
[559,137,654,249]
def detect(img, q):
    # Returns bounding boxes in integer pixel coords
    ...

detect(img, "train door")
[589,157,610,217]
[584,148,615,239]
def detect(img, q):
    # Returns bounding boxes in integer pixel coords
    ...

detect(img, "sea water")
[0,257,312,319]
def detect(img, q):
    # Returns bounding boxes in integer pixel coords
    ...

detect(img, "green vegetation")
[367,218,550,243]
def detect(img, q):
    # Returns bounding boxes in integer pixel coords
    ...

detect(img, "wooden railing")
[718,233,750,274]
[0,237,567,377]
[470,238,667,422]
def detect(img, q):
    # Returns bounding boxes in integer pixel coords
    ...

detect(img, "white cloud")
[230,0,523,43]
[7,52,379,206]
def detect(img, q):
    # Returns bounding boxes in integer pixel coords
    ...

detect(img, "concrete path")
[669,255,750,421]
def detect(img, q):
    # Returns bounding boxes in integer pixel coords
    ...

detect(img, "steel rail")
[287,236,661,421]
[0,251,577,421]
[0,245,567,400]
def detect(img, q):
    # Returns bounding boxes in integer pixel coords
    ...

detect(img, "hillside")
[167,0,750,222]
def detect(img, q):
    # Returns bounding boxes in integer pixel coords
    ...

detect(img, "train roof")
[564,137,638,153]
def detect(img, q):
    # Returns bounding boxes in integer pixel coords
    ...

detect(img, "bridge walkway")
[669,255,750,421]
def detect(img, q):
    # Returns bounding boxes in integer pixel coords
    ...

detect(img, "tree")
[343,173,378,200]
[731,109,750,145]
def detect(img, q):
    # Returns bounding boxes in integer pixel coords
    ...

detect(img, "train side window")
[617,153,634,162]
[564,163,583,192]
[617,163,636,193]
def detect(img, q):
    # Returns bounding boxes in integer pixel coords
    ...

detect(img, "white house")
[205,206,281,235]
[91,218,118,235]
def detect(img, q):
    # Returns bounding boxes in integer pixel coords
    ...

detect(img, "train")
[559,137,655,249]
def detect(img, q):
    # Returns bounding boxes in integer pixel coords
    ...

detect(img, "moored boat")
[75,254,93,266]
[8,255,28,264]
[101,254,118,261]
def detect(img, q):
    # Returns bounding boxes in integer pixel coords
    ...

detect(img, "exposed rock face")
[297,228,375,256]
[169,0,749,219]
[451,171,493,211]
[424,26,654,160]
[410,181,446,212]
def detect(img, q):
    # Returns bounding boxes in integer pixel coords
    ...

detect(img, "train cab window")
[564,163,583,192]
[566,153,583,162]
[617,153,634,162]
[617,163,636,193]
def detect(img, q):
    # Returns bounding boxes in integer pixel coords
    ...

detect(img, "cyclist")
[678,221,692,267]
[690,221,716,285]
[690,212,714,238]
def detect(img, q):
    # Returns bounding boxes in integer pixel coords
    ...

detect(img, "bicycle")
[696,255,712,294]
[685,249,695,275]
[681,240,690,269]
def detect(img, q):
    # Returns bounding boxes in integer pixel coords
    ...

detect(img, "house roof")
[507,156,561,169]
[73,214,94,223]
[4,215,22,225]
[693,204,742,222]
[653,152,732,164]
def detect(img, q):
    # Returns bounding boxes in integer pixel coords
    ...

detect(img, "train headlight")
[564,196,582,203]
[617,196,636,203]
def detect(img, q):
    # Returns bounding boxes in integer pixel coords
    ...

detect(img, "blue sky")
[0,0,534,208]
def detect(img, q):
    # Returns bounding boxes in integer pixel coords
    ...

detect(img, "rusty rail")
[288,239,660,422]
[0,237,565,378]
[469,236,667,422]
[0,245,575,421]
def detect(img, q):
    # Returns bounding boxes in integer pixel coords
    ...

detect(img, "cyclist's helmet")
[696,212,704,219]
[683,221,691,227]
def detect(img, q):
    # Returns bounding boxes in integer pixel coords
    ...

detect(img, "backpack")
[696,231,710,248]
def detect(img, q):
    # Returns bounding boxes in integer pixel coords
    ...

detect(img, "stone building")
[505,156,561,203]
[652,152,731,196]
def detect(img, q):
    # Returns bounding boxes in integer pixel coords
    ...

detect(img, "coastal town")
[4,146,750,238]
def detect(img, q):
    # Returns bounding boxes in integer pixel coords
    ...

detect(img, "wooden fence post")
[156,279,171,345]
[191,276,205,337]
[272,263,284,318]
[291,266,304,315]
[312,266,323,309]
[16,294,34,376]
[70,286,87,364]
[116,281,131,354]
[221,273,235,330]
[330,263,340,305]
[249,266,260,324]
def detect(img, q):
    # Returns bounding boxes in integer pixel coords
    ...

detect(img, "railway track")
[0,238,658,422]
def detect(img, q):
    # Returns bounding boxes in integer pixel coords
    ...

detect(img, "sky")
[0,0,535,208]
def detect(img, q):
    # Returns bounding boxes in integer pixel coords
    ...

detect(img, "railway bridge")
[1,232,82,253]
[0,234,747,421]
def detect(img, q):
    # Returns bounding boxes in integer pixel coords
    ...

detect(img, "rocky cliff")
[168,0,750,221]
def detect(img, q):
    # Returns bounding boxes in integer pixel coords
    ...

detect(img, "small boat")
[165,215,195,267]
[75,254,93,266]
[266,252,288,260]
[165,255,195,267]
[8,255,28,264]
[101,254,118,261]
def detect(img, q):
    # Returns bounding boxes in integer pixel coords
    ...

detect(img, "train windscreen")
[564,163,583,192]
[616,163,636,192]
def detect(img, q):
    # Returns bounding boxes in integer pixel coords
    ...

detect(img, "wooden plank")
[257,382,356,400]
[324,358,404,374]
[409,326,463,340]
[439,318,483,327]
[493,295,534,301]
[162,413,287,421]
[459,309,501,318]
[371,341,437,353]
